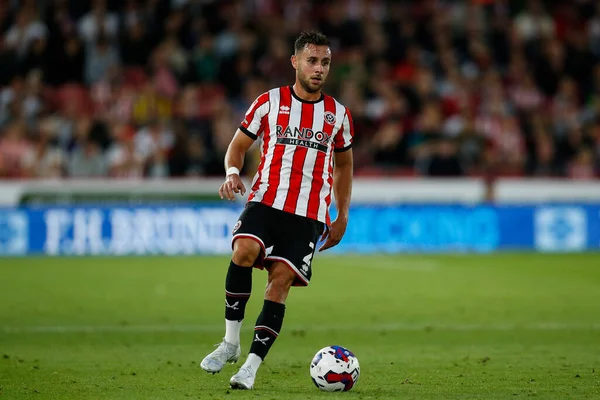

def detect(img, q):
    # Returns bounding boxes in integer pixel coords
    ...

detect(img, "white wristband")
[226,167,240,176]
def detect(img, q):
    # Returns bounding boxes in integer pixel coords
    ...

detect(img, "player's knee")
[232,238,261,267]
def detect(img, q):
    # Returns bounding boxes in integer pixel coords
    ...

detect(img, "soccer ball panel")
[309,345,360,392]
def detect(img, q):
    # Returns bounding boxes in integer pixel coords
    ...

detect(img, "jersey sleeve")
[239,92,270,140]
[333,106,354,152]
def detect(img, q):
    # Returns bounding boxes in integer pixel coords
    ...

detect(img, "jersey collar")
[289,85,324,104]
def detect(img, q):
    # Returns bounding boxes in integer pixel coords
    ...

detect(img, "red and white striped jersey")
[239,86,354,225]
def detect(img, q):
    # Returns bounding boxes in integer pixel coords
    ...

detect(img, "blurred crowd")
[0,0,599,179]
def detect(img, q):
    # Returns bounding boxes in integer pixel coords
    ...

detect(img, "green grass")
[1,254,600,399]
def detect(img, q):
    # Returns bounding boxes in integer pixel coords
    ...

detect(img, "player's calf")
[224,261,252,345]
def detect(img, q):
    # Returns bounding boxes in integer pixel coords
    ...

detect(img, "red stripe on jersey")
[248,112,271,201]
[283,102,314,214]
[334,117,345,149]
[325,107,352,224]
[345,107,355,137]
[335,122,345,148]
[261,87,291,207]
[307,95,337,220]
[241,92,269,132]
[323,157,334,225]
[334,106,353,149]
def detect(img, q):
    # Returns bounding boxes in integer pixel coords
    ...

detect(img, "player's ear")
[291,54,298,70]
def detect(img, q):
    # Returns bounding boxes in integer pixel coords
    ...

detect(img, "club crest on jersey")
[275,125,331,152]
[324,111,336,125]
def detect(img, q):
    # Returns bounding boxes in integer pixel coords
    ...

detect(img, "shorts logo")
[324,111,336,125]
[232,220,242,234]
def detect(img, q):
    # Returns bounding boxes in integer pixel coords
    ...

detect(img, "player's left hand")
[318,216,347,252]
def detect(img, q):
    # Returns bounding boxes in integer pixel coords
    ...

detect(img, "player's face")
[293,44,331,94]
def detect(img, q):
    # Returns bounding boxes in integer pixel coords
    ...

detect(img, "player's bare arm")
[319,148,353,252]
[219,130,254,201]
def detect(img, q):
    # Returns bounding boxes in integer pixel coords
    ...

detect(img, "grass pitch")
[1,253,599,399]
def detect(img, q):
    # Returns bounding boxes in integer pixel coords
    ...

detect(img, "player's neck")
[292,83,322,102]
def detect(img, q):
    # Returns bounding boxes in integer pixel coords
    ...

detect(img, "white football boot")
[229,366,256,390]
[200,339,241,373]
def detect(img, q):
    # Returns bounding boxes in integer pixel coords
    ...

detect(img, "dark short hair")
[294,30,330,54]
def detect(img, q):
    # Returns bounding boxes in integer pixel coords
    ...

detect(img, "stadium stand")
[0,0,598,179]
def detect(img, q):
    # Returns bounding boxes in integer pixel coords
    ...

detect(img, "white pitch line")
[1,323,600,334]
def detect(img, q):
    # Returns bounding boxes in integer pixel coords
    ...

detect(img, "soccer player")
[200,30,354,390]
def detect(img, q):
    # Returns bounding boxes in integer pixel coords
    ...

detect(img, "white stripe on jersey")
[317,101,347,222]
[251,88,280,203]
[271,95,303,209]
[294,101,324,217]
[340,106,353,148]
[247,102,270,136]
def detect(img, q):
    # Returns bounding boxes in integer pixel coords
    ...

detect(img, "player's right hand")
[219,174,246,201]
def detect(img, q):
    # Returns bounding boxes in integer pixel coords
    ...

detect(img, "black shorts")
[231,201,325,286]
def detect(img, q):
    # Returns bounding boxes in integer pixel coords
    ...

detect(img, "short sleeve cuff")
[239,126,257,140]
[334,144,352,153]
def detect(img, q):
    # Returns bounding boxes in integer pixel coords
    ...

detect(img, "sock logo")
[225,300,240,310]
[254,334,270,345]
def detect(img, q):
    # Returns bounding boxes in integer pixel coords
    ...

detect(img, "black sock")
[249,300,285,360]
[225,261,252,321]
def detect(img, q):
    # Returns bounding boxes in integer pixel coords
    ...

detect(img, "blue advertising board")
[0,204,598,256]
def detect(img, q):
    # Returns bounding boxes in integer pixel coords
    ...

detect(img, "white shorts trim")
[232,233,266,253]
[264,255,309,286]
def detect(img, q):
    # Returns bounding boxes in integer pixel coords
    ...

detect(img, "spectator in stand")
[22,117,65,178]
[77,0,119,49]
[85,35,120,85]
[419,137,464,177]
[119,19,152,67]
[66,117,107,178]
[0,121,33,178]
[106,123,144,178]
[4,6,47,60]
